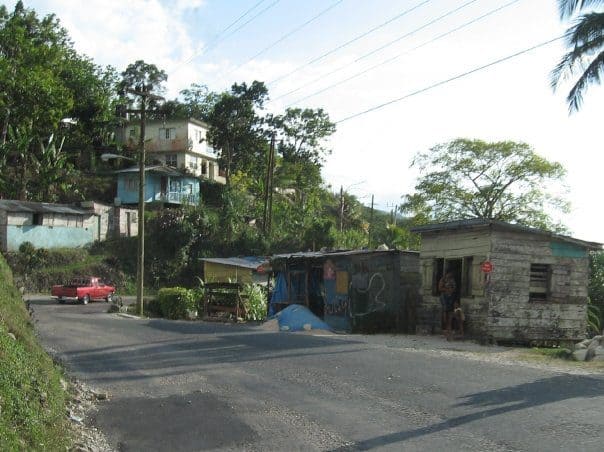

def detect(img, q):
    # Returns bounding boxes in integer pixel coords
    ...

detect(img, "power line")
[267,0,433,86]
[336,35,564,124]
[275,0,489,104]
[285,0,521,107]
[170,0,281,75]
[223,0,347,79]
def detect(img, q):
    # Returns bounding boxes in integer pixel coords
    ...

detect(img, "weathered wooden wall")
[487,230,588,342]
[399,251,420,334]
[416,229,491,337]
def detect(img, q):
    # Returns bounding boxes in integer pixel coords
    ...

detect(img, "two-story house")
[117,118,226,184]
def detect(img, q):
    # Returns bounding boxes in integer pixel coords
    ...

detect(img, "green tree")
[551,0,604,112]
[589,251,604,329]
[206,81,268,186]
[269,107,336,165]
[0,2,118,200]
[402,139,569,231]
[118,60,167,96]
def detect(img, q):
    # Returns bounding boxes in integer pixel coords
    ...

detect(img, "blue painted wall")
[7,225,94,251]
[117,172,200,204]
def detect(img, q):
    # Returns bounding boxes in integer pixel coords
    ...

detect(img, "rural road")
[29,296,604,451]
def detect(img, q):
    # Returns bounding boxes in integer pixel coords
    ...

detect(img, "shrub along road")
[29,296,604,451]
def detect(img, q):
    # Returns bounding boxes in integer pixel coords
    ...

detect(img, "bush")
[157,287,196,320]
[242,284,267,321]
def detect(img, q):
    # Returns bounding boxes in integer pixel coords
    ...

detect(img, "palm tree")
[551,0,604,112]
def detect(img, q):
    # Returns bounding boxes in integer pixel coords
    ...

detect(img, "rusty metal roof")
[270,249,411,262]
[410,219,602,250]
[0,200,92,215]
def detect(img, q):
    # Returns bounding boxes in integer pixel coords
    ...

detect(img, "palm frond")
[559,0,604,20]
[566,50,604,112]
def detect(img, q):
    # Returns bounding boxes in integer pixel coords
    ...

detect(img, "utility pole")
[118,85,164,317]
[368,194,374,249]
[339,185,344,232]
[263,134,275,236]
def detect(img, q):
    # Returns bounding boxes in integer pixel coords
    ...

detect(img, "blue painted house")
[0,200,97,251]
[115,166,201,206]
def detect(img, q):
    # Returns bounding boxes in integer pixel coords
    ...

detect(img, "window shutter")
[170,128,176,139]
[471,257,486,297]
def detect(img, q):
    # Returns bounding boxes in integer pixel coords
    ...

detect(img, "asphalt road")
[29,296,604,451]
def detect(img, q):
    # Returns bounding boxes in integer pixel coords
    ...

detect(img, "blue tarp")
[269,272,288,316]
[275,304,332,332]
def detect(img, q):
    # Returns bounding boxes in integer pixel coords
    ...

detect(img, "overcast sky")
[11,0,604,242]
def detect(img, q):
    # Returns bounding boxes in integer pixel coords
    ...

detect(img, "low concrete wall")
[6,225,93,251]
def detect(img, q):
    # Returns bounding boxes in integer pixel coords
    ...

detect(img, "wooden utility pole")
[368,194,374,249]
[121,85,164,317]
[339,185,344,232]
[263,134,275,235]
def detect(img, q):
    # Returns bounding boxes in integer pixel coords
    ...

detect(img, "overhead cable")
[285,0,522,107]
[267,0,433,86]
[170,0,281,74]
[336,36,564,124]
[224,0,347,78]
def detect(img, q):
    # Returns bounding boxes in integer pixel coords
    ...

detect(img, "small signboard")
[481,261,494,273]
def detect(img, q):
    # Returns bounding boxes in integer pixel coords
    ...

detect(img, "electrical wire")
[267,0,433,86]
[335,35,563,124]
[274,0,491,104]
[223,0,347,78]
[285,0,521,107]
[170,0,281,75]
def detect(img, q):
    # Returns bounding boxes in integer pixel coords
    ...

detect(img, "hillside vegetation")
[0,254,71,450]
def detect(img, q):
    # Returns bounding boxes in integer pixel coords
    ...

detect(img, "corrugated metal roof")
[201,256,269,270]
[270,249,404,261]
[410,219,602,250]
[0,200,92,215]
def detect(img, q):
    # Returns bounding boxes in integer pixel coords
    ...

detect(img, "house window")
[159,128,176,140]
[218,167,226,177]
[529,263,550,301]
[129,128,137,138]
[126,176,138,191]
[165,154,177,167]
[201,161,207,175]
[33,213,43,225]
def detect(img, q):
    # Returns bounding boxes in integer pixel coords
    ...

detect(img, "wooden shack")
[268,249,420,333]
[411,219,601,343]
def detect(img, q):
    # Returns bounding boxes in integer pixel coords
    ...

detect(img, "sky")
[9,0,604,243]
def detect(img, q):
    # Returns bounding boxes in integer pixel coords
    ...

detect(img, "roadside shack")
[267,249,419,333]
[411,219,601,343]
[201,256,269,285]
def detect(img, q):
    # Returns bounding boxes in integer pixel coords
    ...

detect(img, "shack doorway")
[308,266,324,318]
[444,258,462,301]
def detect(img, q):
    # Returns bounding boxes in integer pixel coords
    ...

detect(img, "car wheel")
[105,292,114,303]
[81,295,90,305]
[58,297,65,304]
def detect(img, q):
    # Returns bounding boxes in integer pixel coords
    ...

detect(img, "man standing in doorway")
[438,270,456,340]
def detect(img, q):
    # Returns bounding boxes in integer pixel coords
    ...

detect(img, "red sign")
[481,261,494,273]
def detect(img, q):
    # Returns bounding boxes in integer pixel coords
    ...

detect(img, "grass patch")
[530,347,576,361]
[0,254,71,450]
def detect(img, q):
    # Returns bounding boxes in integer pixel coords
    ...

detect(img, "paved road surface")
[30,297,604,451]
